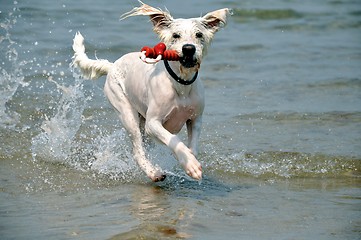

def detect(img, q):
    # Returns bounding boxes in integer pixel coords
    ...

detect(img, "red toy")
[140,43,179,63]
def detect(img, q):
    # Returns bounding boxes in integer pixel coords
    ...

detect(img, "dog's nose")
[182,44,196,56]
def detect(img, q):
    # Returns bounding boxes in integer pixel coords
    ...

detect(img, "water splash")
[70,128,180,182]
[30,71,162,181]
[31,75,86,163]
[80,128,138,180]
[0,5,27,127]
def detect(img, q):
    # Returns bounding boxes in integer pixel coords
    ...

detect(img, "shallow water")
[1,0,361,239]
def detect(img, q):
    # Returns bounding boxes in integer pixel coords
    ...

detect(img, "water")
[1,0,360,239]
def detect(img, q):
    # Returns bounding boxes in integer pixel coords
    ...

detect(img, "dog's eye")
[196,32,203,38]
[172,33,181,39]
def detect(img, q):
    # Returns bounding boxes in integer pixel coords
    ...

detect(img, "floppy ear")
[120,1,173,34]
[202,8,231,33]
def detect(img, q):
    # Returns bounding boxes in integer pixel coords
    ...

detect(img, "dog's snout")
[182,44,196,56]
[180,44,198,68]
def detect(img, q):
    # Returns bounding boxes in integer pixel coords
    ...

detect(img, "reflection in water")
[109,185,193,239]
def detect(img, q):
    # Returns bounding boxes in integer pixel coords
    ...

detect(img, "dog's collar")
[164,60,198,85]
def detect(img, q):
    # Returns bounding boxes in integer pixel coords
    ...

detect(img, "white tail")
[72,32,113,80]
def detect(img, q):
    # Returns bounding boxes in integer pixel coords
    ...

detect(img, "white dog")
[72,2,230,182]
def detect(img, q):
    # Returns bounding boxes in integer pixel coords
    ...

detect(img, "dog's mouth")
[179,44,199,69]
[180,56,198,68]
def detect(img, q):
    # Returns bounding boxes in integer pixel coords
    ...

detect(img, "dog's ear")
[121,1,173,34]
[202,8,231,33]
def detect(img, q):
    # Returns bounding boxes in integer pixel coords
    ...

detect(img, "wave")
[306,78,361,90]
[232,7,361,30]
[233,8,303,22]
[234,111,361,124]
[203,150,361,179]
[273,19,361,31]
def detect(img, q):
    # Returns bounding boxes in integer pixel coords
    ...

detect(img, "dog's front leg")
[104,79,165,182]
[186,116,202,156]
[145,118,202,180]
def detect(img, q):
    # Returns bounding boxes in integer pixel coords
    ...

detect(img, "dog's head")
[122,2,231,70]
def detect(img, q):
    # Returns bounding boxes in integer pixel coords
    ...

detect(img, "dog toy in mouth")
[140,43,179,64]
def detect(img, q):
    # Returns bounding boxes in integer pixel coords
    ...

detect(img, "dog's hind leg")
[104,78,166,182]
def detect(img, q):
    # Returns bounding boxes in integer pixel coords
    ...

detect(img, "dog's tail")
[72,32,113,80]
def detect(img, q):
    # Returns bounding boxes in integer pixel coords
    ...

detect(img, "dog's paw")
[177,150,202,180]
[151,174,167,182]
[184,160,202,180]
[147,169,167,182]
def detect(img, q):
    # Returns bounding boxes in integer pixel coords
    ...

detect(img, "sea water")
[1,0,360,239]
